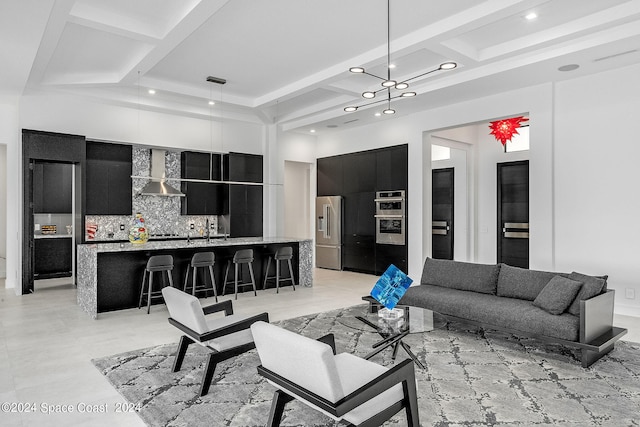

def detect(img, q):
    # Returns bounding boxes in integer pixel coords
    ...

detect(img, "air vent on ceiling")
[326,124,338,128]
[343,119,359,124]
[206,76,226,85]
[593,49,638,62]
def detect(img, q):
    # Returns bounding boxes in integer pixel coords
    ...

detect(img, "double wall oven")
[374,190,405,245]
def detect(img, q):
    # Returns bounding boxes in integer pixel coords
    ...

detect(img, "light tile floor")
[0,269,638,427]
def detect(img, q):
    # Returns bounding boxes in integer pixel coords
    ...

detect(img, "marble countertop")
[79,236,312,253]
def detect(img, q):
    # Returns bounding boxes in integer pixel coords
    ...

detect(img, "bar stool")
[183,252,217,302]
[138,254,174,314]
[262,246,296,293]
[222,249,257,300]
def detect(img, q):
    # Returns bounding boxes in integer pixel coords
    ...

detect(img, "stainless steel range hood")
[139,149,185,197]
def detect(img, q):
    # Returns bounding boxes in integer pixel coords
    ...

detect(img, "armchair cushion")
[163,287,208,333]
[251,321,406,424]
[204,314,255,351]
[251,321,344,403]
[333,353,404,425]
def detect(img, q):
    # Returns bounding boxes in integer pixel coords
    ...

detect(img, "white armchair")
[251,321,419,427]
[162,287,269,396]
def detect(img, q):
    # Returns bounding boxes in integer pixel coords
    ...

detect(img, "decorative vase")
[128,213,149,244]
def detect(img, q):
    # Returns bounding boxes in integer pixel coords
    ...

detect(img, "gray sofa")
[399,258,628,367]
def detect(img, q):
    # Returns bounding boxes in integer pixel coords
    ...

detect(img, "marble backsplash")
[85,147,222,241]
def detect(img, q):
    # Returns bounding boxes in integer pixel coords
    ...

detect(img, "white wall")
[554,64,640,316]
[284,161,312,239]
[1,101,19,287]
[0,143,6,259]
[19,91,263,153]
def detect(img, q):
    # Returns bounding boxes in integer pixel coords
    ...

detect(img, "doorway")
[432,168,454,260]
[497,160,529,268]
[284,161,312,239]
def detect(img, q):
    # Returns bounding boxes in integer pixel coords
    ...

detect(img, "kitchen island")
[77,237,313,319]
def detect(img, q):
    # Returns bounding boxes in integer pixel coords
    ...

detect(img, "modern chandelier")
[344,0,457,115]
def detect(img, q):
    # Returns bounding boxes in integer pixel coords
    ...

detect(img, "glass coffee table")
[338,297,447,369]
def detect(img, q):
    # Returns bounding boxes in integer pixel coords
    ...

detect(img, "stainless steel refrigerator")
[315,196,342,270]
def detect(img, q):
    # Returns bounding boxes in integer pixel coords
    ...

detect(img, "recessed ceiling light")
[388,64,396,69]
[375,112,381,117]
[525,12,537,20]
[558,64,579,72]
[148,89,156,95]
[208,100,215,105]
[310,129,316,133]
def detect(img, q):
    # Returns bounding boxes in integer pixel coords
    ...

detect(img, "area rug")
[92,305,640,426]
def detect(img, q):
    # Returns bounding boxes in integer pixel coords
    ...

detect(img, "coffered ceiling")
[3,0,640,134]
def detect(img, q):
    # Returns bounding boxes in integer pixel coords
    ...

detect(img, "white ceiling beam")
[25,0,77,90]
[480,1,640,61]
[120,0,231,84]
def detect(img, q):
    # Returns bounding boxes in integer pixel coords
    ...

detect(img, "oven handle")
[374,197,404,202]
[374,214,405,218]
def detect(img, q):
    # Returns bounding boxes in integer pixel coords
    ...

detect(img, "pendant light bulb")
[381,80,396,88]
[383,108,395,115]
[344,106,358,112]
[440,62,457,70]
[395,82,409,90]
[349,67,365,73]
[362,91,376,99]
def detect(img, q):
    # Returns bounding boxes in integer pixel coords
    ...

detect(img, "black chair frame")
[168,299,269,396]
[256,333,419,427]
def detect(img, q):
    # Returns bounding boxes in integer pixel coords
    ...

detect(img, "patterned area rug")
[92,305,640,426]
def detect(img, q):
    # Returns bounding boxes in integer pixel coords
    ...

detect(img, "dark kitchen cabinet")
[86,142,132,215]
[181,151,224,215]
[318,144,408,276]
[225,184,263,237]
[343,152,376,194]
[224,152,263,183]
[376,145,408,191]
[181,151,222,180]
[34,237,72,279]
[181,182,224,215]
[33,162,72,213]
[375,243,408,276]
[317,156,343,196]
[342,192,376,274]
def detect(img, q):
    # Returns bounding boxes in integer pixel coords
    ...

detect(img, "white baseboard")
[614,303,640,318]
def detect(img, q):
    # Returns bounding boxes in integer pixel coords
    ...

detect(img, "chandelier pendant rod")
[387,0,391,82]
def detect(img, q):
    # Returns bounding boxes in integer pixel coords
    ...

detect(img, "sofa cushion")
[420,258,500,295]
[496,264,559,301]
[533,276,583,315]
[566,272,607,316]
[400,285,580,341]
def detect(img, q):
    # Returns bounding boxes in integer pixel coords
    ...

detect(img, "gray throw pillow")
[533,275,583,315]
[566,271,607,316]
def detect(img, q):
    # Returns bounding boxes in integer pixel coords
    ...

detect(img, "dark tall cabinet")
[181,151,223,215]
[85,141,132,215]
[317,144,408,275]
[224,152,263,237]
[33,162,73,214]
[180,151,264,237]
